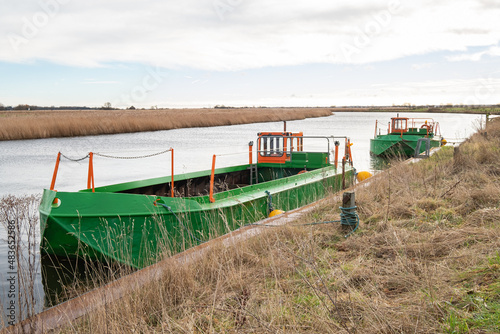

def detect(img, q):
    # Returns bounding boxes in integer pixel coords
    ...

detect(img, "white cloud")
[446,45,500,62]
[0,0,500,71]
[411,63,435,70]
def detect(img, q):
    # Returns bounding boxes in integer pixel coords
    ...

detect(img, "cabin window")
[392,118,407,131]
[259,135,284,157]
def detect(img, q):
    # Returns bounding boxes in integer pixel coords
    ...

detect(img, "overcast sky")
[1,0,499,108]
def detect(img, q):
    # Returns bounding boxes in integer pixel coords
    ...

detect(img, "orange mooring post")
[334,141,339,168]
[87,152,95,192]
[248,141,253,165]
[374,120,378,138]
[50,152,61,191]
[209,154,216,203]
[348,139,353,165]
[170,148,174,198]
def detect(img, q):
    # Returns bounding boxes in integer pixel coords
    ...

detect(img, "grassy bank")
[50,120,499,332]
[0,108,333,141]
[333,105,500,114]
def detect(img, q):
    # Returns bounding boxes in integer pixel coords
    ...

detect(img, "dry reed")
[0,108,333,141]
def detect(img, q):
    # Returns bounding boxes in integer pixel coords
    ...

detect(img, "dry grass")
[332,106,500,114]
[0,108,333,140]
[47,118,500,333]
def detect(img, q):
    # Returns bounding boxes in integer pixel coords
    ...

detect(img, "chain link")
[60,153,90,162]
[93,148,172,160]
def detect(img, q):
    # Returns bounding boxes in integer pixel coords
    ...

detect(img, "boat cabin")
[388,117,437,136]
[257,131,303,164]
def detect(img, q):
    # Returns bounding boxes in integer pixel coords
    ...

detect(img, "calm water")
[0,112,482,324]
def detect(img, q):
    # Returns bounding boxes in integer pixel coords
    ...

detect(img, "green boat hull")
[40,163,353,269]
[370,134,440,157]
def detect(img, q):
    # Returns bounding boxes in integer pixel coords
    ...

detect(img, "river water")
[0,112,483,325]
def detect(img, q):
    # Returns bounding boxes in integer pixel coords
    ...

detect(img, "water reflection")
[41,255,134,307]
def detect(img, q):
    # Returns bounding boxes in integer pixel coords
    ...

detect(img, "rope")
[340,206,359,238]
[265,190,274,213]
[94,148,172,160]
[156,202,204,243]
[244,205,359,238]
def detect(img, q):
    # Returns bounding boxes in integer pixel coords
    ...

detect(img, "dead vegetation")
[0,108,332,140]
[43,118,499,333]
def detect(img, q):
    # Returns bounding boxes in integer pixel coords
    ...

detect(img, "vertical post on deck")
[342,157,346,190]
[334,141,339,169]
[87,152,95,192]
[248,141,253,165]
[50,152,61,191]
[171,148,174,198]
[347,139,353,166]
[209,154,216,203]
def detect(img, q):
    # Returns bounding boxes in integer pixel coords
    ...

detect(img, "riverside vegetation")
[0,108,332,141]
[2,118,499,333]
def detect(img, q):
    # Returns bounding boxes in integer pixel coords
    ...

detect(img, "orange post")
[50,152,61,191]
[171,148,174,198]
[334,141,339,168]
[209,154,216,203]
[374,120,378,138]
[249,142,253,165]
[87,152,95,192]
[348,139,353,165]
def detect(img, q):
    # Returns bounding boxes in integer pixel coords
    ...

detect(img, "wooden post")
[342,191,356,231]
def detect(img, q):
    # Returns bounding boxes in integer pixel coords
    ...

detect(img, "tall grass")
[0,108,333,141]
[0,195,41,330]
[50,118,500,333]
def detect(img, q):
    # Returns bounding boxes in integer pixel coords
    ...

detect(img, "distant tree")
[128,105,136,110]
[14,104,30,110]
[0,103,4,110]
[102,102,112,110]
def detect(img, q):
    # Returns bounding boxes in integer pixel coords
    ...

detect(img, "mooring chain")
[58,149,171,161]
[93,148,172,160]
[60,153,90,162]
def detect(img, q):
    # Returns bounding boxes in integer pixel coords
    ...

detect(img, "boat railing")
[49,148,175,195]
[255,135,351,166]
[375,117,440,137]
[207,135,353,203]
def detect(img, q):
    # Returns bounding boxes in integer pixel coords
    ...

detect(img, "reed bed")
[0,108,333,141]
[44,118,499,333]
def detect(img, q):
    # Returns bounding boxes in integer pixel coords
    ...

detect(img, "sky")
[0,0,499,109]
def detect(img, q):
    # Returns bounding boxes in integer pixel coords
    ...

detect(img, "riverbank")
[0,108,332,141]
[32,118,498,333]
[332,105,500,114]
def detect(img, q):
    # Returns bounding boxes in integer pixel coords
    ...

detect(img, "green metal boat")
[370,116,443,157]
[39,128,355,269]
